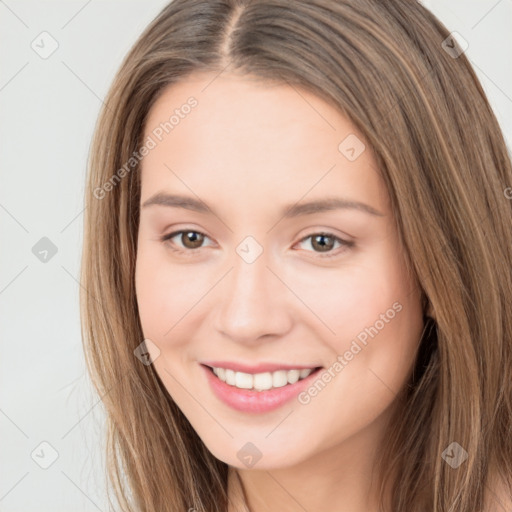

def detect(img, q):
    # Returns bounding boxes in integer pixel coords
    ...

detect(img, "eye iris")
[311,234,334,252]
[182,231,204,249]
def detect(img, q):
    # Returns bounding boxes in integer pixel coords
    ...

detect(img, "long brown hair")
[80,1,512,510]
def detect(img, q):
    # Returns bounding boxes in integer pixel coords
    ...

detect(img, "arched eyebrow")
[141,192,384,217]
[283,197,384,217]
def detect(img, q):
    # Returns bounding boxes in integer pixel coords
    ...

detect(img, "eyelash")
[160,229,354,259]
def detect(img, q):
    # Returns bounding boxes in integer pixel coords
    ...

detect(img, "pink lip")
[200,364,323,413]
[201,360,319,374]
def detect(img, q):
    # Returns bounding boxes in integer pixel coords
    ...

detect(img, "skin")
[135,71,426,512]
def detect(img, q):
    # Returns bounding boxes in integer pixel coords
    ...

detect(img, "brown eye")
[310,234,335,252]
[161,230,212,252]
[296,232,354,258]
[180,231,205,249]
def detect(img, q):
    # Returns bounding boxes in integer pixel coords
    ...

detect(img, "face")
[135,72,424,470]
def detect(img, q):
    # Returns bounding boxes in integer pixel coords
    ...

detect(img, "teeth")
[287,369,300,384]
[211,366,315,391]
[272,370,288,388]
[253,372,273,390]
[225,369,236,386]
[299,368,312,379]
[216,367,226,381]
[235,371,253,389]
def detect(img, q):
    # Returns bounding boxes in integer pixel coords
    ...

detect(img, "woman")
[81,1,512,510]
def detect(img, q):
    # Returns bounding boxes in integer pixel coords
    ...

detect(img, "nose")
[213,245,293,345]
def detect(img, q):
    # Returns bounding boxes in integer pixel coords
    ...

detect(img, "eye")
[160,229,354,259]
[295,232,354,258]
[160,229,214,254]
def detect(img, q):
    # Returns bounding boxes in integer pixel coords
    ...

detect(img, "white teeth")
[216,367,226,381]
[225,369,236,386]
[287,369,300,384]
[272,370,288,388]
[210,366,316,391]
[299,368,313,379]
[253,372,273,391]
[235,372,253,389]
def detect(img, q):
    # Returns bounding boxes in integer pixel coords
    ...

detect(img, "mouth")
[202,364,323,392]
[200,363,324,413]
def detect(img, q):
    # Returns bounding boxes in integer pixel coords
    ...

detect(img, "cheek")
[135,246,187,340]
[290,245,422,375]
[286,258,408,344]
[135,248,166,337]
[296,267,422,437]
[135,245,215,347]
[326,265,422,397]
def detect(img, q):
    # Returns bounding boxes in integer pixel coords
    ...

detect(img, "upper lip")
[201,361,322,374]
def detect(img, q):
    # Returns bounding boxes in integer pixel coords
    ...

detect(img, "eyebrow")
[141,192,384,217]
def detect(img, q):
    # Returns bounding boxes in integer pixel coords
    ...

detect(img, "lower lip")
[201,364,323,413]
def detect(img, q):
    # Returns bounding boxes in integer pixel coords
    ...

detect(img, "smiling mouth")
[203,364,323,392]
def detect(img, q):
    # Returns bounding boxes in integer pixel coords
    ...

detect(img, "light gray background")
[1,1,511,511]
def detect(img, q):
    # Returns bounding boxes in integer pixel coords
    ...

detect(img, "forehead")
[144,72,357,154]
[140,72,387,215]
